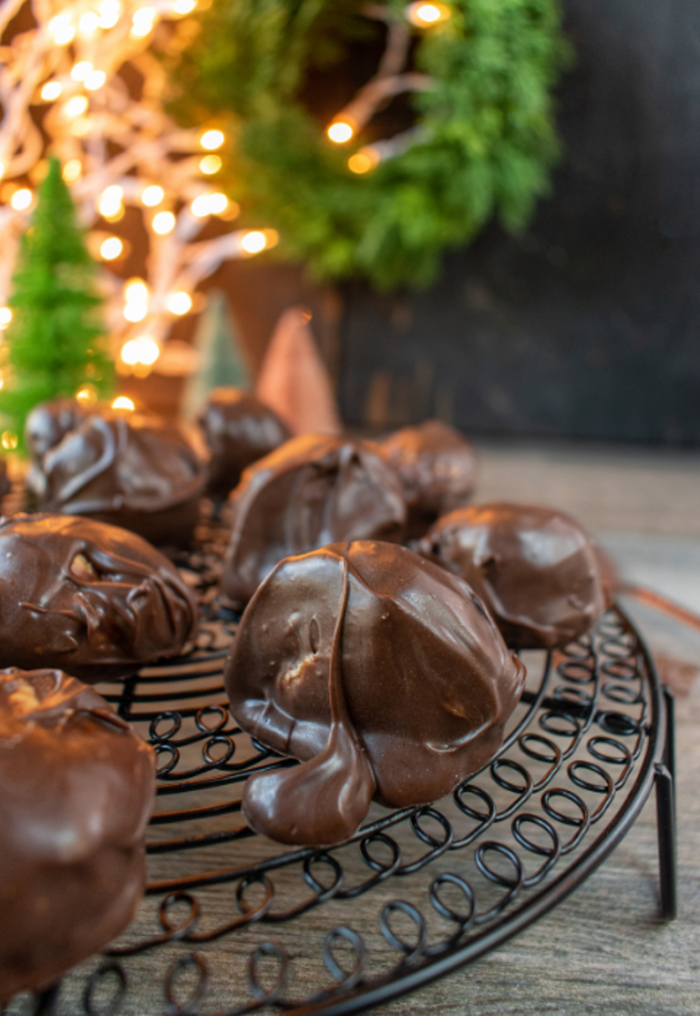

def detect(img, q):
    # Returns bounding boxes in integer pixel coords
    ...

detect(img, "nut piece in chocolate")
[378,419,478,537]
[36,410,207,547]
[225,540,525,846]
[421,503,606,649]
[0,513,198,681]
[198,387,291,499]
[222,435,407,608]
[0,668,155,1002]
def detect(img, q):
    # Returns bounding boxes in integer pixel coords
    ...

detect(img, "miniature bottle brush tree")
[0,158,114,453]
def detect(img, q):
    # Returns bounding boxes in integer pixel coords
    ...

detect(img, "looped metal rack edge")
[8,514,677,1016]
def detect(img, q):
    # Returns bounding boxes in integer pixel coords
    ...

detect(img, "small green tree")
[0,157,114,451]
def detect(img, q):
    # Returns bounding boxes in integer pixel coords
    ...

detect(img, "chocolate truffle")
[0,513,198,681]
[421,503,606,650]
[24,398,93,499]
[197,388,291,499]
[222,435,407,609]
[225,540,525,846]
[0,668,155,1002]
[378,420,478,537]
[37,411,207,547]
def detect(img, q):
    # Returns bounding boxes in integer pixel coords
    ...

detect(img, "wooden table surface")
[5,440,700,1016]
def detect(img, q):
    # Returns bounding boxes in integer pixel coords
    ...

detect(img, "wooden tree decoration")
[0,158,113,451]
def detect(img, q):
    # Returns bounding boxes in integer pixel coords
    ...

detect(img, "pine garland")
[169,0,571,289]
[0,159,114,452]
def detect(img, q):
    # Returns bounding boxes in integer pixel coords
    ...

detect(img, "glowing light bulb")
[348,148,380,174]
[99,185,123,220]
[124,304,147,322]
[153,211,176,235]
[200,129,224,151]
[72,62,93,82]
[0,161,4,179]
[0,307,12,329]
[11,189,32,211]
[100,236,123,260]
[191,194,212,217]
[85,70,107,91]
[1,431,18,451]
[241,231,267,254]
[173,0,197,12]
[124,279,149,305]
[63,160,82,182]
[327,122,354,144]
[71,119,91,138]
[112,396,135,411]
[76,384,98,405]
[121,336,159,366]
[141,185,164,207]
[79,11,100,34]
[167,291,192,315]
[208,193,228,215]
[49,15,75,45]
[41,80,62,101]
[405,2,451,26]
[98,0,121,29]
[65,96,89,118]
[199,154,222,175]
[131,7,156,36]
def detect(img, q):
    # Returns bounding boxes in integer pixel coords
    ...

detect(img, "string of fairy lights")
[0,0,449,388]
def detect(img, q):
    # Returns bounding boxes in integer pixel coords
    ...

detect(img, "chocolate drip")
[242,547,375,845]
[226,540,525,846]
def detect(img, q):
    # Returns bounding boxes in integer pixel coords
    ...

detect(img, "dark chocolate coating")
[0,668,155,1001]
[24,399,93,500]
[197,388,291,499]
[225,540,525,846]
[222,435,407,608]
[378,420,477,538]
[421,503,606,650]
[0,513,198,681]
[37,411,207,547]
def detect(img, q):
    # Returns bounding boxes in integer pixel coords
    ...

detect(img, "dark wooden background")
[334,0,700,445]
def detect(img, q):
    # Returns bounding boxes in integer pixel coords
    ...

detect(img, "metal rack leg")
[655,687,677,921]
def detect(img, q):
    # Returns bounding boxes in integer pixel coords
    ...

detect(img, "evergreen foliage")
[169,0,571,289]
[0,158,113,452]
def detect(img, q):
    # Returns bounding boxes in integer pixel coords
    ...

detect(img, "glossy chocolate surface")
[378,420,477,537]
[421,503,606,649]
[198,388,291,499]
[37,411,207,547]
[0,513,198,681]
[222,435,407,608]
[24,399,93,499]
[0,668,155,1001]
[225,540,525,846]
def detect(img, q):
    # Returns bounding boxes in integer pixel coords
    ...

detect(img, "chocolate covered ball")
[0,513,198,681]
[24,398,93,500]
[421,503,606,650]
[36,411,207,547]
[197,388,291,499]
[378,420,477,537]
[0,668,155,1002]
[222,435,407,609]
[225,540,525,846]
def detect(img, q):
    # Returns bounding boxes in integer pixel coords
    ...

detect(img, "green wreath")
[169,0,570,289]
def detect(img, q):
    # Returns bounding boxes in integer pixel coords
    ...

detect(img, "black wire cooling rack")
[7,510,677,1016]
